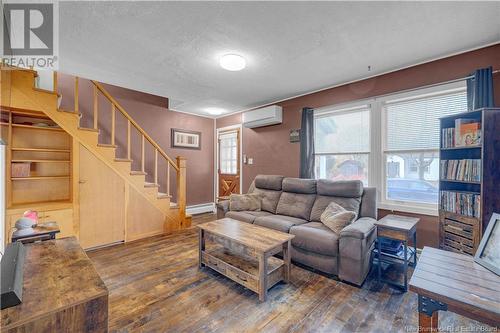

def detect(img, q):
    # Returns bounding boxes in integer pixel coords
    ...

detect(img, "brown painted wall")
[58,74,214,206]
[216,43,500,248]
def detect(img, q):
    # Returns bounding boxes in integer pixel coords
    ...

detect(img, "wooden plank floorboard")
[86,213,494,333]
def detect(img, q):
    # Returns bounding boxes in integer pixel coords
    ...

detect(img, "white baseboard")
[186,202,215,215]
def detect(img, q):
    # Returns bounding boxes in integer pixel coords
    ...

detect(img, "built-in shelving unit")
[2,108,73,206]
[439,107,500,255]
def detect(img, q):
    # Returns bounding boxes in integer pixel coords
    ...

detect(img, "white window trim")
[313,80,467,217]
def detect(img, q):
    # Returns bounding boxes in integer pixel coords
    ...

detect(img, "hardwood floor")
[87,213,491,332]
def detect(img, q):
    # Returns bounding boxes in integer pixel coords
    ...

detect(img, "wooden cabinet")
[5,204,74,244]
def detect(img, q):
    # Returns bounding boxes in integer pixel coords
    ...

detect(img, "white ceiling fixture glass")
[219,54,246,71]
[205,107,224,115]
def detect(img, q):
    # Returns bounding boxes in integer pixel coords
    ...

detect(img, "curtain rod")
[361,68,500,102]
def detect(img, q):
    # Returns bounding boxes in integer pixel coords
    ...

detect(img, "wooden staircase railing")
[56,73,186,217]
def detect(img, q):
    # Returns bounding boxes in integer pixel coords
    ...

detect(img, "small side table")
[11,222,60,244]
[374,214,419,291]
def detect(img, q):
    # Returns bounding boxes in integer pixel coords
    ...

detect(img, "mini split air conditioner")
[242,105,282,128]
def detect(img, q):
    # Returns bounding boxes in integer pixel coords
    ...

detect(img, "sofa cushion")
[310,196,362,222]
[320,202,357,234]
[251,188,282,213]
[290,222,339,256]
[317,179,363,197]
[226,211,258,223]
[254,215,307,233]
[276,192,316,220]
[229,193,261,211]
[282,178,317,194]
[254,175,284,191]
[225,210,272,223]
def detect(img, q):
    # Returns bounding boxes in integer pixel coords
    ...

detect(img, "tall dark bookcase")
[439,107,500,255]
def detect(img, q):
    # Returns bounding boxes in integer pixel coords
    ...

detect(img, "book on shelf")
[441,119,482,148]
[440,191,481,218]
[455,119,481,147]
[442,128,455,148]
[440,159,481,182]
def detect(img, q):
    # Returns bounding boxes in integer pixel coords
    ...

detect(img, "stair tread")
[58,108,81,116]
[157,192,171,199]
[144,182,159,188]
[78,127,99,132]
[114,158,133,162]
[130,171,147,175]
[97,143,118,148]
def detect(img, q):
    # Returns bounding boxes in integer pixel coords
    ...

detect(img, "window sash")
[314,106,371,155]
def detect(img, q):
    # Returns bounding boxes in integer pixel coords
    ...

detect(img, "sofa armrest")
[338,217,377,286]
[216,200,230,219]
[340,217,376,240]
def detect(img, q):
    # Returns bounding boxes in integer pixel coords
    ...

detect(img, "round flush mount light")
[219,54,246,71]
[205,107,224,116]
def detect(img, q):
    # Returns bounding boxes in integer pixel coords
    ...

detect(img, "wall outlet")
[248,158,253,165]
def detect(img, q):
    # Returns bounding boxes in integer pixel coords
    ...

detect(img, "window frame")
[313,81,467,216]
[313,102,372,185]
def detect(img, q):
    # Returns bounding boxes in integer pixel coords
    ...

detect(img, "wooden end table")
[410,247,500,331]
[374,214,419,291]
[197,218,294,302]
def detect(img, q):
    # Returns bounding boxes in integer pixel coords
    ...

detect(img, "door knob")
[79,180,86,184]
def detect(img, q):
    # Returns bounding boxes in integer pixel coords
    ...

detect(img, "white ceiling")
[59,2,500,117]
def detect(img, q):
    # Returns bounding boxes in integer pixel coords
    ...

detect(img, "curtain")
[299,107,315,179]
[467,66,495,110]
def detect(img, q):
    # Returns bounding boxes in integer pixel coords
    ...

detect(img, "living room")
[1,2,499,332]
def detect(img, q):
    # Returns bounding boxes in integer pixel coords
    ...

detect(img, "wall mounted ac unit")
[242,105,282,128]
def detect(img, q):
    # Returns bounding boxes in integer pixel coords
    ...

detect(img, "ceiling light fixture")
[205,107,224,116]
[219,54,246,71]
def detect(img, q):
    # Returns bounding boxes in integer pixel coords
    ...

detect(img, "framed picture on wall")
[171,129,201,150]
[474,213,500,276]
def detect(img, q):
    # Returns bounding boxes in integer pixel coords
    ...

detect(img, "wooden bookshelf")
[439,107,500,255]
[3,109,73,206]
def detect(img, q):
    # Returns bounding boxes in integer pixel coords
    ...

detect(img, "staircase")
[2,67,191,233]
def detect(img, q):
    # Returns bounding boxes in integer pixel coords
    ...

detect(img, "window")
[312,82,468,215]
[383,89,468,205]
[314,106,370,185]
[219,131,238,174]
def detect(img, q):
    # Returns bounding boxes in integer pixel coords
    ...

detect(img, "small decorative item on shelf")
[23,210,39,223]
[455,118,481,147]
[14,217,36,238]
[474,213,500,276]
[11,162,31,177]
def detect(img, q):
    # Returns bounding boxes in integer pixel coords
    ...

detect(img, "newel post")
[176,156,187,223]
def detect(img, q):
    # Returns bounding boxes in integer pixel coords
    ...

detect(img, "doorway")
[217,127,241,199]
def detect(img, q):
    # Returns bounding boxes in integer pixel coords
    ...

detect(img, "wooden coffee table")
[197,218,294,301]
[410,246,500,330]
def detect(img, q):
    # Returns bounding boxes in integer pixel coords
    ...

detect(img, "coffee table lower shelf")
[202,248,285,297]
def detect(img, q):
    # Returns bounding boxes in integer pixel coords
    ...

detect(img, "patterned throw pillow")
[320,202,357,234]
[229,193,262,212]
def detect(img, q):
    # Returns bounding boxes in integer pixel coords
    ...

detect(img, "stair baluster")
[74,76,79,114]
[111,104,116,145]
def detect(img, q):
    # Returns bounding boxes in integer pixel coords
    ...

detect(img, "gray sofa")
[216,175,377,286]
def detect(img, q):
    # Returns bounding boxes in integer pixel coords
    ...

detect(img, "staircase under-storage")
[1,66,191,249]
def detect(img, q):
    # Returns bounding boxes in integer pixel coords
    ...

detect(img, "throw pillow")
[320,202,357,234]
[229,193,261,212]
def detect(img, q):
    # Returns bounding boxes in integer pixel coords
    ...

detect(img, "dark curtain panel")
[467,66,495,110]
[299,107,315,179]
